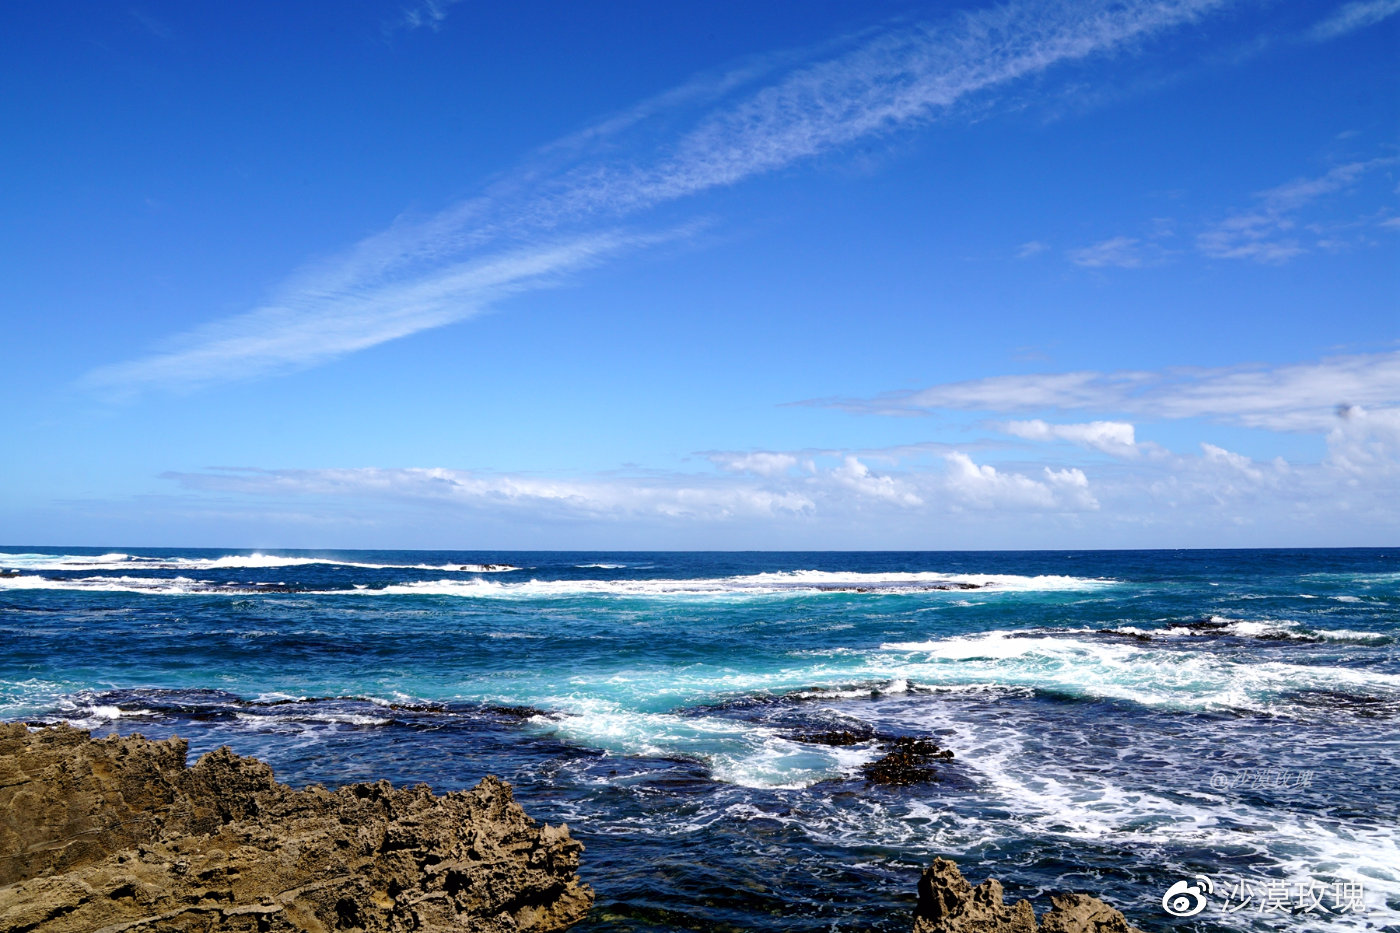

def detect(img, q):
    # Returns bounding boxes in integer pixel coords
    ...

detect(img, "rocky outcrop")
[914,859,1143,933]
[0,724,592,933]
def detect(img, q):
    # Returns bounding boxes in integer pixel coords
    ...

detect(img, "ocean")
[1,548,1396,931]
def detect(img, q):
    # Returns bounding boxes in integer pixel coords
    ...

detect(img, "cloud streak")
[84,230,652,394]
[90,0,1232,396]
[1308,0,1400,40]
[832,350,1400,431]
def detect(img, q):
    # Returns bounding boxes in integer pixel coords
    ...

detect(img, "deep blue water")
[2,548,1397,931]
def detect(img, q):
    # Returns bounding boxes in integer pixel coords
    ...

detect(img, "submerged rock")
[0,724,592,932]
[789,728,875,747]
[913,859,1143,933]
[1099,628,1154,644]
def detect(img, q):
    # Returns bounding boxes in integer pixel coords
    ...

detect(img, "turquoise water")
[2,548,1397,931]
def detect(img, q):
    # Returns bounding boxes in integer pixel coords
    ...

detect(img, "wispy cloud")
[830,350,1400,432]
[1308,0,1400,40]
[90,0,1233,397]
[1196,158,1396,262]
[394,0,462,33]
[84,230,657,395]
[129,8,174,40]
[1063,155,1397,269]
[1067,236,1147,268]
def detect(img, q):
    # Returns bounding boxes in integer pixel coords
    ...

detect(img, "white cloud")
[1200,442,1264,481]
[1001,419,1138,455]
[832,456,924,506]
[1326,405,1400,477]
[943,452,1098,510]
[1308,0,1400,40]
[1017,240,1050,258]
[844,350,1400,432]
[88,0,1234,396]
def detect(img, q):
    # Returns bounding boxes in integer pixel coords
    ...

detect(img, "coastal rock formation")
[914,859,1143,933]
[0,724,592,933]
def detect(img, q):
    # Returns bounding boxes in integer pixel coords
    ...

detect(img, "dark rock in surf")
[485,703,554,721]
[1100,629,1153,643]
[862,737,954,785]
[790,728,874,747]
[0,724,592,932]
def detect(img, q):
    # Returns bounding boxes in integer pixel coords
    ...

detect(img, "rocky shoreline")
[1,726,1145,933]
[0,724,591,932]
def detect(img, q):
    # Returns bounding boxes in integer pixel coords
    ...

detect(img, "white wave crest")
[529,699,877,789]
[0,551,519,573]
[876,630,1400,714]
[0,574,206,594]
[350,570,1114,600]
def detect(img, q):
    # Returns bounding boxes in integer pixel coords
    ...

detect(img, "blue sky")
[1,0,1397,549]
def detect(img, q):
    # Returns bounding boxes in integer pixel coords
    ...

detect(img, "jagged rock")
[913,858,1036,933]
[913,860,1143,933]
[862,737,955,785]
[0,724,592,932]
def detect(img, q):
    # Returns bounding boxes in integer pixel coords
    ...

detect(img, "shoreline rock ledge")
[0,724,593,932]
[914,858,1144,933]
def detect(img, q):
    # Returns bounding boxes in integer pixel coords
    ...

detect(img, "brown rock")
[914,858,1036,933]
[0,723,593,932]
[1039,893,1144,933]
[913,859,1142,933]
